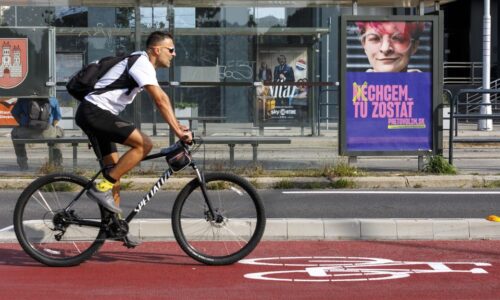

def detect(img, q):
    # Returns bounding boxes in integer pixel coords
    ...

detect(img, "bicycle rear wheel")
[172,172,266,265]
[13,173,106,267]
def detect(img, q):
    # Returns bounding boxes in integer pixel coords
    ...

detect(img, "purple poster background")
[346,72,432,151]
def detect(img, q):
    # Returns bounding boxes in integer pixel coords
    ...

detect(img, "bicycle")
[13,136,266,267]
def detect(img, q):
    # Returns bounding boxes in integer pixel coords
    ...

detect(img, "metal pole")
[134,0,142,131]
[479,0,492,130]
[326,17,331,130]
[448,93,455,165]
[434,1,440,11]
[168,0,176,145]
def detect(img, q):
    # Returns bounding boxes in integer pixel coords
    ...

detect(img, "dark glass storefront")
[0,1,436,136]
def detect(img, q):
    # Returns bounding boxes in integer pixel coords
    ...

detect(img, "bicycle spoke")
[219,225,248,245]
[173,173,265,265]
[48,183,64,212]
[33,192,55,215]
[72,242,82,254]
[15,174,106,266]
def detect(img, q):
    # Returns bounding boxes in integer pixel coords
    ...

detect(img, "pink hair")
[355,21,424,40]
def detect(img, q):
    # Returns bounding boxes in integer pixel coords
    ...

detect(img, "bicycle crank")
[106,218,129,240]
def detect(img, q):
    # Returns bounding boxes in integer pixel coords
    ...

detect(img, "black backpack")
[26,99,51,130]
[66,54,141,101]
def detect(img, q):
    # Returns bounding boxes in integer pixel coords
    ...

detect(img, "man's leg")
[43,126,63,166]
[88,129,152,214]
[11,127,29,170]
[100,132,152,248]
[102,153,120,206]
[106,129,153,181]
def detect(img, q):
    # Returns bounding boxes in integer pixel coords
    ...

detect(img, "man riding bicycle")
[75,31,192,246]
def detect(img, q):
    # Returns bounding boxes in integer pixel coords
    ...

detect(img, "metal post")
[448,93,455,165]
[418,156,424,171]
[152,106,157,136]
[326,17,331,130]
[434,1,440,11]
[479,0,492,131]
[134,0,142,131]
[168,0,176,145]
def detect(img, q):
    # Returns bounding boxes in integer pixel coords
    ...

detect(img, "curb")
[2,175,500,190]
[2,218,499,243]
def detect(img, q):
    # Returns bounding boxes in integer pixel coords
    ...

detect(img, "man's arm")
[143,84,192,143]
[50,97,62,126]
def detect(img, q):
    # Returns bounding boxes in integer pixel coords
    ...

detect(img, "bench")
[177,117,226,135]
[198,136,291,165]
[12,137,89,170]
[452,137,500,143]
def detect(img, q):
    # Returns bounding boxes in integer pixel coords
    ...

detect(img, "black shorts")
[75,101,136,157]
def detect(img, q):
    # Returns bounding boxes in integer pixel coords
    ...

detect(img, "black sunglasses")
[152,46,175,54]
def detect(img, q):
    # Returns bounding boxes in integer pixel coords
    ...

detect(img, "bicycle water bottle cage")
[161,142,192,172]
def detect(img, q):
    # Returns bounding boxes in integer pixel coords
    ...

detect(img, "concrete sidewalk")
[1,218,499,242]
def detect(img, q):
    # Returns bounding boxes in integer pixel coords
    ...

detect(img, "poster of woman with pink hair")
[341,18,436,154]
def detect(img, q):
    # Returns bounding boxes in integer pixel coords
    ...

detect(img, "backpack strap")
[124,54,141,95]
[91,54,142,97]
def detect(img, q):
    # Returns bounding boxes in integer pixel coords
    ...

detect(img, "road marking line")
[282,191,500,195]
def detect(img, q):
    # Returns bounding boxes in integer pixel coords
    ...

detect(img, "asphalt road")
[2,189,500,229]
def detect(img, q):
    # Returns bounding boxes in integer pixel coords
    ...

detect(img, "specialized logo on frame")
[0,38,28,89]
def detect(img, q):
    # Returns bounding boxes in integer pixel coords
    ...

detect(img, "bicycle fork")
[193,165,221,223]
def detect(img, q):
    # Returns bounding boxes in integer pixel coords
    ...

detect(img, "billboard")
[256,48,309,126]
[0,98,18,127]
[0,27,53,97]
[340,16,440,155]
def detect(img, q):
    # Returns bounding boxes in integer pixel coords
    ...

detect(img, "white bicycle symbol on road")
[239,256,491,282]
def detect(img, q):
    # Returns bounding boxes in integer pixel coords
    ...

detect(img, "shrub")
[423,155,457,174]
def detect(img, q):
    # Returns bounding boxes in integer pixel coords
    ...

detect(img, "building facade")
[0,0,496,136]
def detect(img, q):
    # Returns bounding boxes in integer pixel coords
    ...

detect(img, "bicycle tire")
[172,172,266,265]
[13,173,106,267]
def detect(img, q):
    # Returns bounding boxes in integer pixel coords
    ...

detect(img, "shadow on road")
[0,242,202,267]
[0,248,41,267]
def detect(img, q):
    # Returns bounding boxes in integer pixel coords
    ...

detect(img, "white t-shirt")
[85,51,159,115]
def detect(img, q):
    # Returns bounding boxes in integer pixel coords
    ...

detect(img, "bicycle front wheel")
[172,172,266,265]
[13,173,106,267]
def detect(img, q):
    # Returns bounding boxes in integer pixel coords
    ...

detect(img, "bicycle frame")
[64,142,218,228]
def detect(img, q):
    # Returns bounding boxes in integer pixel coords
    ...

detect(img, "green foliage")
[482,180,500,188]
[330,179,356,189]
[175,102,197,109]
[207,181,231,190]
[273,180,294,189]
[241,164,265,177]
[40,182,76,192]
[38,161,63,175]
[323,159,362,177]
[423,155,457,174]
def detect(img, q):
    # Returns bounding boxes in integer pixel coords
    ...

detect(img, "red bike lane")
[0,240,499,300]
